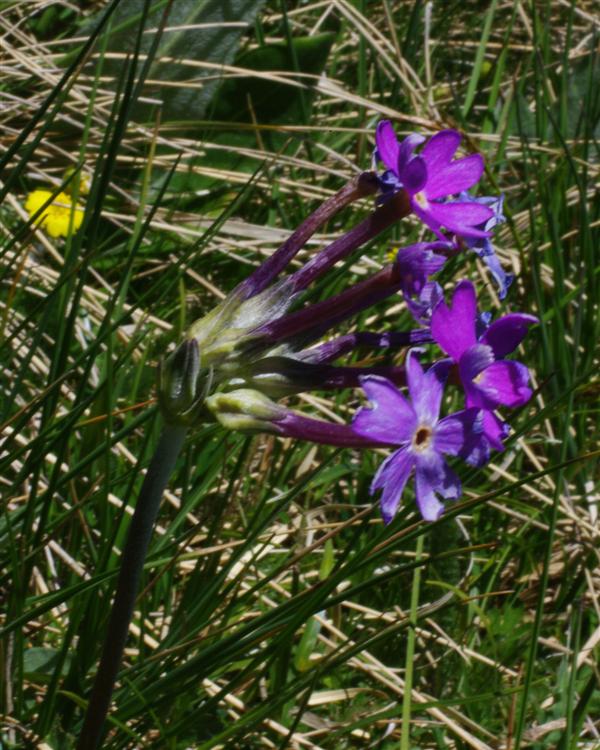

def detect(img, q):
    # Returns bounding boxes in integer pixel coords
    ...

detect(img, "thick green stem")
[76,422,187,750]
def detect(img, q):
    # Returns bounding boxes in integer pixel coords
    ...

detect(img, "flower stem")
[76,422,187,750]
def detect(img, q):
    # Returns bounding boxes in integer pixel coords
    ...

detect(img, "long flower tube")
[237,356,409,395]
[205,388,387,447]
[251,262,412,346]
[237,171,379,300]
[285,189,410,293]
[297,329,432,364]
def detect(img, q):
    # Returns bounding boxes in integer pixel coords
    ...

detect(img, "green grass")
[1,0,599,747]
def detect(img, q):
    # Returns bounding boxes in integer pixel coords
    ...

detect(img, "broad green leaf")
[83,0,268,123]
[152,32,336,202]
[23,647,71,680]
[210,32,336,124]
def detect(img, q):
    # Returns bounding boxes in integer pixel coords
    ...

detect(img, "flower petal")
[406,351,449,425]
[424,154,485,200]
[414,452,460,521]
[398,133,426,172]
[420,130,461,173]
[482,409,510,450]
[395,242,448,296]
[434,407,481,453]
[371,447,415,524]
[406,280,444,325]
[461,192,505,233]
[353,376,416,444]
[481,313,538,358]
[375,120,400,172]
[475,360,532,408]
[431,280,479,361]
[401,155,428,193]
[476,242,514,299]
[427,201,495,238]
[410,201,444,239]
[459,343,495,383]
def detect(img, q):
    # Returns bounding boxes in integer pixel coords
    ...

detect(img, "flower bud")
[186,278,296,373]
[205,389,285,433]
[158,339,206,425]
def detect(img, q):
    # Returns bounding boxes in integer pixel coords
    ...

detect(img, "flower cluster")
[159,122,537,524]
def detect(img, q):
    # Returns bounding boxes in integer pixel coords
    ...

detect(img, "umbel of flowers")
[160,121,537,523]
[78,122,539,747]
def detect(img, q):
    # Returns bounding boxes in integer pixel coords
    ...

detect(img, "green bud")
[205,389,285,433]
[158,339,207,425]
[186,278,296,371]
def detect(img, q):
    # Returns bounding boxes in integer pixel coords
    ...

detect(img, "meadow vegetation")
[0,0,599,747]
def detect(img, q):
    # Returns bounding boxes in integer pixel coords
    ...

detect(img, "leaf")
[23,647,71,680]
[210,32,336,124]
[150,32,337,203]
[293,615,322,672]
[85,0,268,123]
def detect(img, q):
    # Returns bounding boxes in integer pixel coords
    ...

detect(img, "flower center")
[413,191,428,209]
[412,424,433,452]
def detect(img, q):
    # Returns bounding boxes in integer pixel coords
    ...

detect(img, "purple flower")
[394,241,449,297]
[352,352,486,523]
[430,280,537,450]
[406,281,444,326]
[393,242,449,325]
[375,121,494,240]
[460,192,513,299]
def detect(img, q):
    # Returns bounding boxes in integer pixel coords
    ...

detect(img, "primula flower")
[406,281,444,326]
[352,352,486,523]
[375,120,494,240]
[394,242,448,297]
[393,242,449,326]
[157,123,534,530]
[460,192,513,299]
[431,280,537,449]
[25,189,84,238]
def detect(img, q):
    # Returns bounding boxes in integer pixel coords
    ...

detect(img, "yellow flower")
[63,168,91,196]
[386,246,399,263]
[25,189,85,238]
